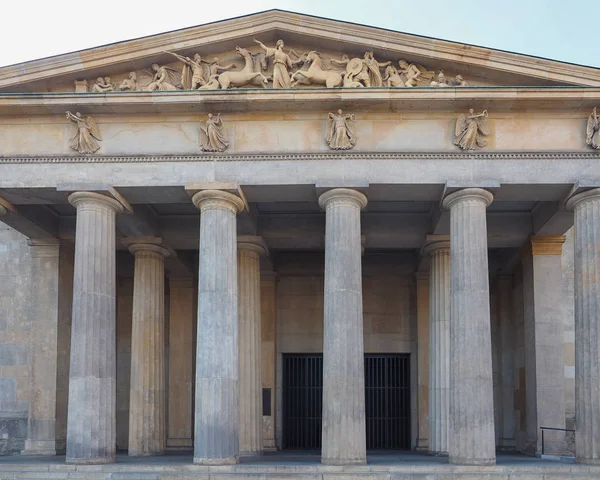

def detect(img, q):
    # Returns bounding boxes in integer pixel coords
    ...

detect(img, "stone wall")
[0,225,31,454]
[562,229,576,453]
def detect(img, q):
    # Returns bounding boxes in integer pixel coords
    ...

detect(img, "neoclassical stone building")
[1,9,600,473]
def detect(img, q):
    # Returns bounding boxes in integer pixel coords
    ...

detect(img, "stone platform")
[0,452,597,480]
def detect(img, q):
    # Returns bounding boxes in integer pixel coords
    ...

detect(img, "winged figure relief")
[454,109,490,150]
[587,108,600,150]
[325,110,357,150]
[66,111,102,154]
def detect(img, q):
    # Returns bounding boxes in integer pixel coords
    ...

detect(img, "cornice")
[1,152,600,164]
[1,87,599,115]
[0,10,599,90]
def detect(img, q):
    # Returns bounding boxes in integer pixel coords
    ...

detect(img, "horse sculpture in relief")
[218,46,269,89]
[291,51,343,88]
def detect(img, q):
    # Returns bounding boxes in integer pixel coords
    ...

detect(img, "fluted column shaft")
[443,188,495,466]
[128,244,169,456]
[192,190,244,465]
[238,237,266,456]
[566,188,600,464]
[319,188,367,465]
[424,238,450,455]
[66,192,123,464]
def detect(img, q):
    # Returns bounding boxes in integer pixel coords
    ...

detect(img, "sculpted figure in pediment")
[254,39,303,88]
[454,109,489,150]
[587,108,600,150]
[119,72,138,91]
[167,52,208,90]
[361,51,391,87]
[217,46,268,89]
[326,109,357,150]
[290,51,343,88]
[383,66,405,87]
[431,71,451,87]
[454,75,468,87]
[199,113,228,152]
[91,76,114,93]
[144,63,181,91]
[66,111,101,154]
[395,60,435,87]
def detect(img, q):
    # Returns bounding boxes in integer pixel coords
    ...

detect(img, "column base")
[576,456,600,465]
[66,456,116,465]
[321,458,367,466]
[240,450,262,457]
[21,439,56,456]
[193,456,239,465]
[128,450,165,457]
[415,438,428,451]
[449,456,495,466]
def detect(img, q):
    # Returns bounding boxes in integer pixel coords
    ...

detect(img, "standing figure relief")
[254,39,303,89]
[66,111,102,154]
[454,109,490,150]
[325,109,357,150]
[587,108,600,150]
[199,113,229,152]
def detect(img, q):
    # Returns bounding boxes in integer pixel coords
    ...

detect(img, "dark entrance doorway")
[282,354,410,450]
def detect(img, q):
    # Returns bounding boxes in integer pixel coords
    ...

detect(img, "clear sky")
[1,0,598,68]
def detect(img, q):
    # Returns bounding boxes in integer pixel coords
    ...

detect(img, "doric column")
[22,240,61,456]
[237,236,267,456]
[423,236,450,455]
[566,188,600,464]
[127,243,170,456]
[496,274,516,451]
[192,190,244,465]
[318,188,367,465]
[522,235,566,455]
[442,188,495,466]
[66,192,123,464]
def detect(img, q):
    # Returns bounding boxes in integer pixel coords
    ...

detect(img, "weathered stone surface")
[319,188,368,465]
[423,236,450,455]
[192,190,244,465]
[442,188,495,466]
[237,237,266,456]
[260,272,277,452]
[66,192,123,465]
[128,243,170,456]
[566,188,600,464]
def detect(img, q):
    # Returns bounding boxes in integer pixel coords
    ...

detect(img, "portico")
[1,10,600,479]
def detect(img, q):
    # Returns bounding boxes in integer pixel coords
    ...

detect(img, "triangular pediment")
[1,10,599,93]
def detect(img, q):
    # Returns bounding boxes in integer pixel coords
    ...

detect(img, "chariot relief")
[73,40,472,93]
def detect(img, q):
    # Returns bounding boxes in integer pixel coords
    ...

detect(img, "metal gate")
[282,354,410,450]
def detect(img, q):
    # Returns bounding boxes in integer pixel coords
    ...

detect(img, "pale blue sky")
[1,0,598,68]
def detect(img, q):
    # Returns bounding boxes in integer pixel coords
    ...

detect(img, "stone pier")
[128,243,170,456]
[66,192,123,464]
[237,236,266,456]
[442,188,496,466]
[423,236,450,456]
[319,188,368,466]
[566,188,600,464]
[192,190,244,465]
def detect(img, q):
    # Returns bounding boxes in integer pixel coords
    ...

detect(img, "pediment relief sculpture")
[326,110,356,150]
[199,113,228,152]
[66,111,101,154]
[587,108,600,150]
[454,109,490,150]
[73,41,473,93]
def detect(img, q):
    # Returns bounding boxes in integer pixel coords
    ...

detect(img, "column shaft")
[66,192,123,464]
[238,238,266,456]
[319,188,367,465]
[22,241,60,456]
[566,189,600,464]
[443,188,495,466]
[192,190,244,465]
[425,239,450,455]
[128,244,169,455]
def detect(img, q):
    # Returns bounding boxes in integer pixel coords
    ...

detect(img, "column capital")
[422,235,450,257]
[27,239,61,258]
[442,188,493,210]
[566,187,600,211]
[191,190,244,214]
[238,236,268,257]
[318,188,368,211]
[530,235,566,256]
[68,191,124,213]
[128,243,171,258]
